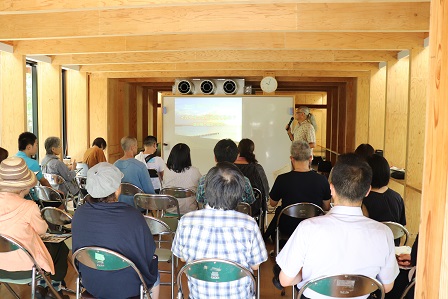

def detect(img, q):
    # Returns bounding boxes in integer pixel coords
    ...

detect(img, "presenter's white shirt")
[276,206,399,299]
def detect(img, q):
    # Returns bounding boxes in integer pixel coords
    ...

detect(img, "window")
[25,61,38,134]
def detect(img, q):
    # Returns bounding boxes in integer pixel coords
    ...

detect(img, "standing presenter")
[286,107,317,153]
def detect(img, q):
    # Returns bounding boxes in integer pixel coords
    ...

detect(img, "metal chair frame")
[297,274,385,299]
[252,188,265,232]
[176,258,258,299]
[144,216,175,299]
[121,182,144,197]
[43,173,76,206]
[74,176,87,207]
[0,233,63,299]
[399,278,415,299]
[382,221,410,246]
[236,202,252,216]
[32,186,67,211]
[41,207,72,233]
[72,246,151,299]
[160,187,199,211]
[134,193,181,220]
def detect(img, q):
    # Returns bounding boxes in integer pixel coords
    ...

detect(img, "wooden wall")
[0,52,26,153]
[368,67,387,150]
[417,0,448,296]
[37,62,61,158]
[66,69,88,162]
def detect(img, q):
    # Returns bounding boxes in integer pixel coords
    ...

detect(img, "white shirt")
[162,166,202,214]
[276,206,399,299]
[135,152,165,190]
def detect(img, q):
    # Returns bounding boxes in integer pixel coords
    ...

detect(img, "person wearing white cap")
[72,162,160,299]
[0,157,69,299]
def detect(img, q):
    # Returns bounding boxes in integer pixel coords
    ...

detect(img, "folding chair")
[160,187,198,212]
[121,182,144,197]
[236,202,252,216]
[32,186,67,211]
[72,246,151,299]
[177,258,257,299]
[252,188,265,232]
[75,163,89,177]
[134,193,181,232]
[74,176,87,206]
[43,173,76,209]
[400,278,415,299]
[144,216,175,299]
[0,233,63,299]
[297,274,384,299]
[41,207,72,234]
[382,221,410,246]
[275,202,324,297]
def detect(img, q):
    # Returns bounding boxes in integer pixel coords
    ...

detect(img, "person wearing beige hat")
[72,162,160,299]
[0,157,69,299]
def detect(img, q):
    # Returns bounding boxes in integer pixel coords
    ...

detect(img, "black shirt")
[363,188,406,225]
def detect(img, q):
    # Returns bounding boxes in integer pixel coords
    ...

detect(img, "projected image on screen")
[175,97,242,141]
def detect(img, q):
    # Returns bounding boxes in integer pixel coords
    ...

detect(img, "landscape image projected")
[175,97,242,141]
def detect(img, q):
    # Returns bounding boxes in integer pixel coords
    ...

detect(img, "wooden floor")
[0,241,293,299]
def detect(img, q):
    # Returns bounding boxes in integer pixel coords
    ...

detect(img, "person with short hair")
[162,143,202,214]
[82,137,107,168]
[0,157,69,299]
[355,143,375,161]
[196,139,255,206]
[276,153,399,299]
[172,162,268,299]
[264,140,331,242]
[114,136,155,208]
[72,162,160,299]
[41,136,79,196]
[362,154,406,227]
[135,135,165,193]
[15,132,54,191]
[286,107,317,153]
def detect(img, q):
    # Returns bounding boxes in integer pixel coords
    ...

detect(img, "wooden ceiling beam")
[90,69,369,79]
[52,50,397,65]
[0,0,430,14]
[80,62,378,72]
[0,3,428,40]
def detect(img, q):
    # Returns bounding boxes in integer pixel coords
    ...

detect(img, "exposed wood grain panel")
[296,2,429,31]
[403,187,421,245]
[141,88,149,139]
[128,84,137,138]
[417,0,448,297]
[136,86,143,148]
[345,79,356,152]
[37,62,61,158]
[388,179,405,197]
[66,70,88,162]
[355,76,370,147]
[406,47,429,191]
[384,58,409,169]
[368,67,386,150]
[88,76,108,161]
[0,51,26,152]
[0,0,431,14]
[106,79,126,163]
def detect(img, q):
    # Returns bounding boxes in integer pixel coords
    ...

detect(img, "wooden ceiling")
[0,0,430,91]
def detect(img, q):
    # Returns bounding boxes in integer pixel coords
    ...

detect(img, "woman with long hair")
[162,143,202,213]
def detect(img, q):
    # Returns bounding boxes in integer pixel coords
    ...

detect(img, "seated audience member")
[354,143,375,161]
[264,140,331,242]
[41,136,79,196]
[83,137,107,169]
[172,162,268,299]
[15,132,54,191]
[0,157,69,299]
[135,135,165,193]
[235,138,270,202]
[162,143,201,214]
[386,234,418,299]
[114,136,155,208]
[362,154,406,229]
[276,154,399,298]
[196,139,255,206]
[0,147,8,163]
[72,162,159,299]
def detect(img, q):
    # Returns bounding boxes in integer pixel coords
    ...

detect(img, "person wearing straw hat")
[0,157,69,299]
[72,162,160,299]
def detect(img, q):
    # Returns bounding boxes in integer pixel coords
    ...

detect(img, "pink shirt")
[0,192,54,274]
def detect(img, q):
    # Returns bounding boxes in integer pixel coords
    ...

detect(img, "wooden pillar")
[66,70,88,162]
[89,76,108,159]
[384,57,410,168]
[355,75,370,147]
[37,62,61,158]
[0,52,26,152]
[368,67,387,150]
[417,0,448,297]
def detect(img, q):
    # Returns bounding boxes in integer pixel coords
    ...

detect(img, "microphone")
[286,117,294,130]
